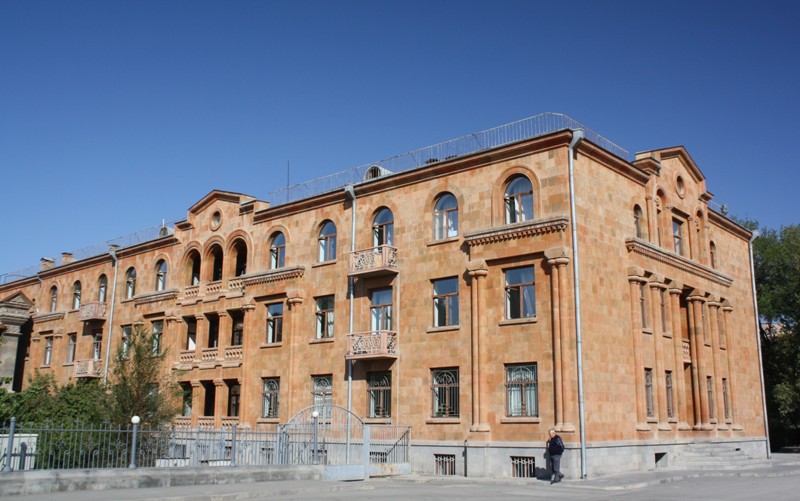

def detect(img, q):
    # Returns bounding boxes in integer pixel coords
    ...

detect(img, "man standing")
[546,428,565,484]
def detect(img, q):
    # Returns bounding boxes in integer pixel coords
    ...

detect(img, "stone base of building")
[410,437,768,479]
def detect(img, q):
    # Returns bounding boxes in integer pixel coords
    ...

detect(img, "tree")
[108,324,181,426]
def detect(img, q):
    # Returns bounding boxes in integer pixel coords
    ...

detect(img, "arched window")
[710,241,717,269]
[373,208,394,247]
[187,250,201,285]
[233,240,248,276]
[270,232,286,269]
[318,221,337,262]
[49,286,58,312]
[433,193,458,240]
[504,176,533,224]
[72,281,82,310]
[634,205,646,239]
[98,275,108,302]
[125,268,137,299]
[209,245,224,281]
[155,260,167,291]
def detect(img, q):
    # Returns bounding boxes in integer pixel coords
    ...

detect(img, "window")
[639,283,649,330]
[152,320,163,354]
[210,246,223,281]
[672,218,684,256]
[92,331,102,360]
[227,381,240,417]
[431,368,459,417]
[318,221,337,262]
[710,241,717,269]
[505,266,535,319]
[666,371,674,419]
[645,368,654,418]
[155,260,167,291]
[659,289,667,334]
[368,372,391,418]
[372,208,394,247]
[49,286,58,312]
[312,375,333,407]
[370,288,393,331]
[230,311,244,346]
[72,281,82,310]
[433,277,459,327]
[207,314,219,348]
[722,378,731,420]
[66,333,76,364]
[270,232,286,269]
[504,175,533,224]
[433,193,458,240]
[181,383,192,417]
[233,240,247,276]
[505,364,538,417]
[188,250,201,285]
[121,325,132,358]
[98,275,108,302]
[185,318,197,350]
[511,456,536,478]
[266,303,283,344]
[125,268,137,299]
[707,376,715,420]
[634,205,646,239]
[315,296,335,339]
[262,378,280,418]
[44,337,53,365]
[434,454,456,476]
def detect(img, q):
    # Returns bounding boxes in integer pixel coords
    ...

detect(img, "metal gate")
[285,404,364,466]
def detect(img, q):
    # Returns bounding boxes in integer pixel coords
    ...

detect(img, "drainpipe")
[567,129,588,478]
[344,184,356,462]
[748,230,770,458]
[103,247,119,384]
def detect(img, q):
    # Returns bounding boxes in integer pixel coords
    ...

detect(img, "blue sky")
[1,0,799,277]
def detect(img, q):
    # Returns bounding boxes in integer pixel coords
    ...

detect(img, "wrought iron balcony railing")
[348,246,399,277]
[78,301,107,321]
[73,359,103,378]
[346,330,398,360]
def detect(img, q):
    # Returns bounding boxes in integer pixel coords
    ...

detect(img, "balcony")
[349,245,399,277]
[79,301,107,322]
[73,359,103,378]
[346,330,398,361]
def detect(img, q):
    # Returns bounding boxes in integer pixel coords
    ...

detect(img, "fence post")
[363,425,370,480]
[230,423,237,467]
[2,417,16,472]
[312,411,319,465]
[129,416,140,469]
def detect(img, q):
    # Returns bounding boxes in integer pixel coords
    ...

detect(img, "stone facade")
[0,124,767,477]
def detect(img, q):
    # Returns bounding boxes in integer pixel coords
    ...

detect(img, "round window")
[211,211,222,230]
[676,176,686,198]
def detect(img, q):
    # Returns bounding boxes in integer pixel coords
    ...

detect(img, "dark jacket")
[547,434,565,456]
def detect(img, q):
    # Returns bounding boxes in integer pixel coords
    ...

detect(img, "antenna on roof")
[287,160,290,190]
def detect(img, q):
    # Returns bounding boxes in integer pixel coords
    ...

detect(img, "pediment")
[188,190,254,216]
[0,291,34,310]
[652,146,705,183]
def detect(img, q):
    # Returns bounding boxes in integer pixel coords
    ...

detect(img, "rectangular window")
[227,381,240,417]
[266,303,284,344]
[66,333,76,364]
[121,325,132,358]
[511,456,536,478]
[181,383,192,417]
[368,372,392,418]
[92,330,102,360]
[152,320,163,354]
[434,454,456,476]
[262,378,280,418]
[645,368,654,418]
[370,288,393,331]
[316,295,335,339]
[312,375,333,407]
[230,311,244,346]
[505,266,535,319]
[207,314,219,348]
[433,277,459,327]
[666,371,674,419]
[44,337,53,365]
[186,317,197,350]
[673,218,684,256]
[431,368,459,418]
[718,311,727,349]
[707,376,715,420]
[505,363,538,417]
[722,378,731,420]
[659,289,668,335]
[639,283,649,330]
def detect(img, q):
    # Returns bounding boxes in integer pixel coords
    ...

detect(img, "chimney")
[40,257,55,271]
[61,252,74,265]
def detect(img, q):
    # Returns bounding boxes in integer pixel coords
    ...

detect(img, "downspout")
[103,246,119,384]
[749,230,771,458]
[567,129,588,479]
[344,184,356,462]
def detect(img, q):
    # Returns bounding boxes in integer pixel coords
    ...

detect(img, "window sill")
[426,417,461,425]
[500,417,540,424]
[256,417,280,424]
[426,325,460,334]
[309,337,334,345]
[260,343,283,349]
[426,236,459,247]
[663,333,672,339]
[364,417,392,425]
[40,364,51,369]
[499,317,537,327]
[312,260,336,269]
[642,328,653,335]
[63,362,74,367]
[646,417,658,424]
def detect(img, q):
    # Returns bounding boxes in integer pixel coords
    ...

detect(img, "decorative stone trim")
[240,266,305,287]
[464,216,569,247]
[625,238,733,287]
[32,311,65,323]
[133,289,179,306]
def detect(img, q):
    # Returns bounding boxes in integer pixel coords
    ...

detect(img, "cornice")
[116,237,180,260]
[39,253,112,279]
[133,289,179,306]
[579,141,650,185]
[625,238,733,287]
[464,216,569,247]
[32,311,66,323]
[708,210,752,241]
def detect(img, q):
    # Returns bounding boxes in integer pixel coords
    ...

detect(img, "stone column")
[195,314,208,353]
[467,261,489,433]
[628,268,650,431]
[649,278,671,430]
[668,282,691,430]
[214,378,226,425]
[218,310,231,350]
[191,380,202,427]
[688,293,711,429]
[707,298,725,429]
[722,304,742,430]
[547,256,565,430]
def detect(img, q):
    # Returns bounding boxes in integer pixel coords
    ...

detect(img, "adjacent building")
[0,114,768,477]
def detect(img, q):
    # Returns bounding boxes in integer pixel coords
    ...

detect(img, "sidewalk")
[7,453,800,501]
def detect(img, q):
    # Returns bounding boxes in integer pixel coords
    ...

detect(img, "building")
[0,113,768,477]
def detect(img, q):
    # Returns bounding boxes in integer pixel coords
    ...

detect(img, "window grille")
[665,371,674,419]
[431,369,459,417]
[370,451,389,464]
[434,454,456,476]
[368,372,391,418]
[312,375,333,407]
[511,456,536,478]
[262,378,280,418]
[645,368,654,418]
[505,364,538,417]
[707,376,715,420]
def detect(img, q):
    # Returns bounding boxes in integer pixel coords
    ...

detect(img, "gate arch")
[286,404,364,465]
